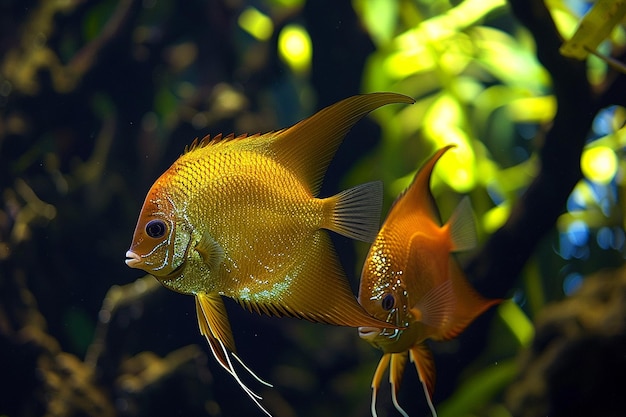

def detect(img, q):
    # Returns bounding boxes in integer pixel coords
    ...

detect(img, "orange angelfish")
[125,93,415,416]
[357,145,501,417]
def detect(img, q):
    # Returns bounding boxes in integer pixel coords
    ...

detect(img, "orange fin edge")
[410,343,438,417]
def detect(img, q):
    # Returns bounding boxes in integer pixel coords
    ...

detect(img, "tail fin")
[322,181,383,242]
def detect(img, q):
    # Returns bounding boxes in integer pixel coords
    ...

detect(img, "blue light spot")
[566,189,586,212]
[558,233,574,259]
[517,123,538,140]
[486,184,505,205]
[563,272,583,296]
[566,220,589,246]
[597,226,612,250]
[591,106,616,136]
[612,227,625,251]
[512,146,530,163]
[558,226,591,260]
[512,289,526,306]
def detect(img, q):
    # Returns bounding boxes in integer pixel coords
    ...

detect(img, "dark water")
[2,1,625,417]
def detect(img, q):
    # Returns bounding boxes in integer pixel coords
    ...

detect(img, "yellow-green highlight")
[238,7,274,41]
[278,24,312,74]
[581,145,618,184]
[498,300,534,347]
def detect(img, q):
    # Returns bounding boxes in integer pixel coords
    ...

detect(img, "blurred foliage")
[347,0,626,415]
[0,0,625,417]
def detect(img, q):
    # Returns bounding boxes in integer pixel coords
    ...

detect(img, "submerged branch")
[466,0,618,298]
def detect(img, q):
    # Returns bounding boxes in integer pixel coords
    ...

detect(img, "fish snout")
[125,250,142,268]
[358,326,383,342]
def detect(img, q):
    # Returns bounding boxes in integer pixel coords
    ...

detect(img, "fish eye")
[381,293,395,311]
[145,219,167,238]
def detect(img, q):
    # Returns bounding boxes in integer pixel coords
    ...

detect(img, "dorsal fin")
[386,145,455,226]
[183,132,262,154]
[268,93,414,196]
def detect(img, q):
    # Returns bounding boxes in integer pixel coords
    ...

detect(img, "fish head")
[357,282,422,353]
[125,187,192,279]
[357,237,424,353]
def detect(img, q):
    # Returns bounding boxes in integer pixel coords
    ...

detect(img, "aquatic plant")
[1,1,624,416]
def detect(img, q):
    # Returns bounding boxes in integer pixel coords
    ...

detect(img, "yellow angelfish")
[125,92,415,415]
[357,145,501,417]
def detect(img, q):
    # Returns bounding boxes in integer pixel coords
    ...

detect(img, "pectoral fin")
[194,232,224,270]
[413,279,455,329]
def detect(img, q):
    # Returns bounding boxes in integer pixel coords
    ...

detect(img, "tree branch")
[467,0,598,298]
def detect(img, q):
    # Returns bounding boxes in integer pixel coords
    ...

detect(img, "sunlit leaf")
[522,259,546,317]
[396,0,507,46]
[471,26,550,90]
[497,300,535,347]
[560,0,626,60]
[352,0,398,46]
[422,94,476,192]
[548,5,581,40]
[238,7,274,41]
[383,47,435,80]
[506,95,557,123]
[438,360,518,417]
[483,202,510,233]
[268,0,304,7]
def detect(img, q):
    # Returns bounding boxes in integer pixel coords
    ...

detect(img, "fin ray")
[234,231,391,329]
[389,353,410,417]
[195,293,274,416]
[409,343,437,413]
[370,353,391,417]
[386,145,455,226]
[413,279,455,329]
[270,93,415,195]
[323,181,383,242]
[439,260,502,341]
[194,232,224,270]
[195,292,236,354]
[447,196,477,252]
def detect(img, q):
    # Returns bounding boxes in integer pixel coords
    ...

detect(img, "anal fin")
[233,231,392,329]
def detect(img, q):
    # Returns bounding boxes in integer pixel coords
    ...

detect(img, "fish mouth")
[125,250,142,268]
[358,326,383,341]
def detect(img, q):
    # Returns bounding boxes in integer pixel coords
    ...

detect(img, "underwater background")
[1,1,625,417]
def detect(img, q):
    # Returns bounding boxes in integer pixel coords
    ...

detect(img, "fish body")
[125,92,415,415]
[357,145,501,417]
